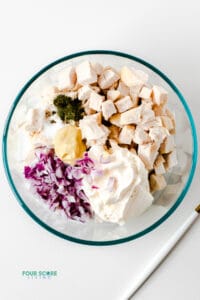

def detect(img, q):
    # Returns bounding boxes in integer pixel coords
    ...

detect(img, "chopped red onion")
[24,148,94,222]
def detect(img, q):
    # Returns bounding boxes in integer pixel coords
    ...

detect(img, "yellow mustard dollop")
[53,125,86,165]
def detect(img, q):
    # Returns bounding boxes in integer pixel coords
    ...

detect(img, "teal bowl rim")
[2,50,198,246]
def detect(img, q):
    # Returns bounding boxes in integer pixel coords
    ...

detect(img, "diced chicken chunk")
[79,116,109,143]
[84,106,96,115]
[78,85,93,101]
[160,135,175,154]
[120,103,154,126]
[64,91,78,100]
[138,142,159,170]
[141,104,155,123]
[165,108,176,134]
[109,113,122,127]
[120,105,142,125]
[164,149,177,170]
[141,98,153,107]
[25,108,44,133]
[129,89,139,107]
[119,125,135,144]
[88,91,105,111]
[71,82,82,92]
[153,116,164,127]
[153,104,166,116]
[92,62,103,75]
[102,100,117,120]
[152,85,168,105]
[133,126,150,144]
[91,85,101,93]
[107,89,121,101]
[98,68,120,89]
[115,96,134,113]
[139,86,152,99]
[56,66,76,90]
[154,155,166,175]
[76,61,97,85]
[121,66,144,87]
[108,125,120,142]
[130,96,139,108]
[150,174,167,192]
[141,117,162,131]
[117,81,130,96]
[84,112,102,125]
[129,84,143,96]
[149,126,168,146]
[160,115,174,131]
[130,148,137,154]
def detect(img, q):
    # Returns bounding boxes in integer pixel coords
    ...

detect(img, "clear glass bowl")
[2,50,198,245]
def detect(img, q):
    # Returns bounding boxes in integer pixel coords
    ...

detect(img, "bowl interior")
[3,51,197,245]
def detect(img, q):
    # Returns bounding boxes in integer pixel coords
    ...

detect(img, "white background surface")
[0,1,200,299]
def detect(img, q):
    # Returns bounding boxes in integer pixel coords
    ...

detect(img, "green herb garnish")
[53,95,84,122]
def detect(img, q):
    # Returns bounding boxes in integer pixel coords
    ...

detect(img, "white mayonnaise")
[82,144,153,224]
